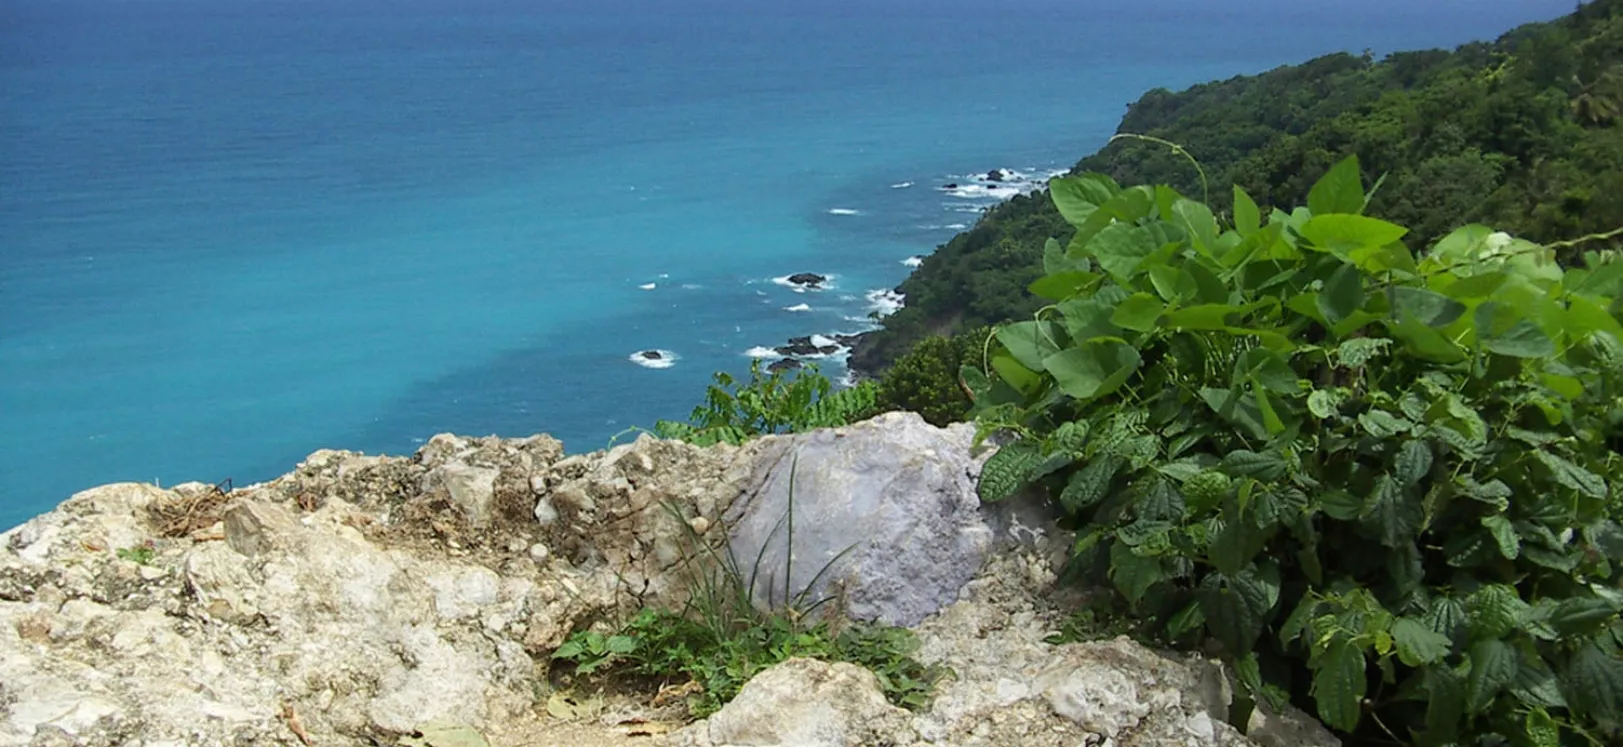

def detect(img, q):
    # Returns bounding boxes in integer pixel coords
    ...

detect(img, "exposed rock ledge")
[0,412,1338,747]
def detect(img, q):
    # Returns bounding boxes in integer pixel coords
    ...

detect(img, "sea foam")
[629,350,679,369]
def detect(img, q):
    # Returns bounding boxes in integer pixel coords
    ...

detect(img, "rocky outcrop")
[0,417,1339,747]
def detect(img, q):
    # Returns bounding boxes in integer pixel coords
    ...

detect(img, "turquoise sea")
[0,0,1574,529]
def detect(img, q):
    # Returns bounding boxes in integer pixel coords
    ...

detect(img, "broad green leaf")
[1422,665,1466,744]
[1320,489,1367,521]
[1466,638,1517,711]
[1334,338,1391,368]
[1167,601,1207,639]
[1363,474,1421,548]
[1300,215,1407,257]
[1432,223,1495,261]
[1029,271,1101,301]
[1110,293,1165,332]
[1389,314,1466,362]
[991,354,1040,394]
[1317,264,1365,325]
[1532,450,1607,500]
[1480,515,1520,559]
[1110,539,1167,606]
[1525,708,1560,747]
[1148,265,1197,303]
[1475,301,1554,358]
[1060,456,1124,513]
[1044,340,1142,402]
[1469,585,1527,640]
[1220,449,1288,481]
[1057,296,1125,343]
[1394,440,1432,487]
[1089,222,1160,282]
[1049,173,1119,225]
[606,635,637,654]
[1198,565,1280,655]
[1424,596,1469,643]
[1233,186,1261,236]
[1391,286,1467,328]
[996,321,1065,372]
[1253,384,1285,436]
[1358,410,1413,439]
[1174,199,1219,254]
[1307,155,1365,216]
[1209,514,1270,576]
[1564,641,1623,731]
[1550,597,1620,637]
[1307,389,1345,419]
[1166,303,1245,330]
[1312,638,1367,732]
[1239,348,1298,394]
[1391,617,1452,666]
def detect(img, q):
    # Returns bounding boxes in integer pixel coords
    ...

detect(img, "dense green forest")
[851,0,1623,375]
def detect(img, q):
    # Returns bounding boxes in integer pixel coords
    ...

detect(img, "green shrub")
[971,156,1623,745]
[875,326,994,426]
[653,361,880,446]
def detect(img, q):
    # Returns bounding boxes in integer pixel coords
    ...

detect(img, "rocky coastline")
[0,413,1340,747]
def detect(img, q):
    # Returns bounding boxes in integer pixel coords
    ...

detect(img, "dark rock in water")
[985,169,1005,182]
[767,358,803,374]
[832,334,863,347]
[786,273,826,288]
[817,345,840,355]
[637,350,663,360]
[942,183,958,190]
[776,336,820,356]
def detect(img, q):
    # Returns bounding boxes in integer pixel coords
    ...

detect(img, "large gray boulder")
[725,412,1003,626]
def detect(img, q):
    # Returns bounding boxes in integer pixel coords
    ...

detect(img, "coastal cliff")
[0,414,1337,747]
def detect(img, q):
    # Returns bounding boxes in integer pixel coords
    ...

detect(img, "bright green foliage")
[116,544,155,565]
[854,0,1623,376]
[972,158,1623,744]
[875,326,994,426]
[553,609,941,717]
[653,361,880,446]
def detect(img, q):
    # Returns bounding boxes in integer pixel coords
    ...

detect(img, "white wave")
[902,256,924,268]
[946,223,968,229]
[866,289,905,318]
[629,349,678,369]
[658,273,670,279]
[827,208,861,216]
[784,303,811,312]
[681,283,702,290]
[810,334,838,348]
[638,282,657,290]
[943,183,1022,200]
[890,181,914,189]
[744,346,780,359]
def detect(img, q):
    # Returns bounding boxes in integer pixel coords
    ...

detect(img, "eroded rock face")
[0,417,1341,747]
[725,412,998,627]
[0,432,759,747]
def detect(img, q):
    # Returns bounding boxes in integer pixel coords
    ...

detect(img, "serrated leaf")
[1060,456,1124,513]
[1363,474,1421,548]
[1312,638,1367,732]
[1307,389,1345,419]
[1394,439,1432,487]
[1335,338,1392,368]
[1209,514,1270,576]
[1564,640,1623,731]
[1198,565,1280,655]
[1532,450,1607,500]
[1359,410,1413,439]
[978,440,1041,503]
[1391,617,1452,666]
[1551,597,1620,637]
[1110,538,1168,606]
[1481,515,1521,560]
[1469,585,1527,640]
[1221,449,1288,481]
[1466,638,1517,711]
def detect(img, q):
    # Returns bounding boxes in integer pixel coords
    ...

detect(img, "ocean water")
[0,0,1573,528]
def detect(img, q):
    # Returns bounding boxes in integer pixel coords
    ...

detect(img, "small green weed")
[652,361,880,446]
[116,543,155,565]
[553,457,943,716]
